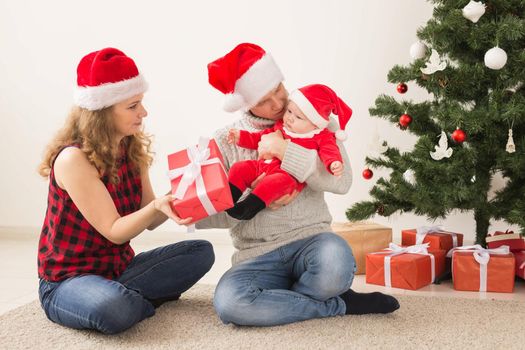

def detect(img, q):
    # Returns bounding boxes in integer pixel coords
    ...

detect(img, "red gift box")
[167,138,233,224]
[402,227,463,252]
[366,243,446,290]
[448,245,515,293]
[486,230,525,252]
[515,251,525,280]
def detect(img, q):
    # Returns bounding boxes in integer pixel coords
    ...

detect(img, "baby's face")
[283,101,318,134]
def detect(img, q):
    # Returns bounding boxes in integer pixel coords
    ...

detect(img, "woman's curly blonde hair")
[39,106,153,183]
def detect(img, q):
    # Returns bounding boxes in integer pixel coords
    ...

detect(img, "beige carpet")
[0,284,522,350]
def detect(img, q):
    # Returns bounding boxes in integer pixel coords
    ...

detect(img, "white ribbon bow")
[447,245,510,292]
[167,137,221,216]
[416,225,458,248]
[372,243,436,288]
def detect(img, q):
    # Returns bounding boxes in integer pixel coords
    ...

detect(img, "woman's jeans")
[39,240,214,334]
[213,233,355,326]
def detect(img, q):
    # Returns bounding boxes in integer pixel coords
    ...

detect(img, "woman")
[37,47,214,334]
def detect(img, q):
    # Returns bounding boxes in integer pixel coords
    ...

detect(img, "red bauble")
[399,113,412,127]
[362,168,374,180]
[452,128,467,143]
[397,83,408,94]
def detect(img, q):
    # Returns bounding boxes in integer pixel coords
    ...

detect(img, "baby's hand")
[227,129,240,145]
[330,161,344,177]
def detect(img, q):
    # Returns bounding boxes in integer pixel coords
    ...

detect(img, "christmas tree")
[346,0,525,245]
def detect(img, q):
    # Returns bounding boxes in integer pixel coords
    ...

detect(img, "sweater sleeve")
[281,138,352,194]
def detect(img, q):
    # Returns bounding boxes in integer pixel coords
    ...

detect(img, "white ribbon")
[372,243,435,287]
[447,245,510,292]
[167,137,220,216]
[416,225,458,248]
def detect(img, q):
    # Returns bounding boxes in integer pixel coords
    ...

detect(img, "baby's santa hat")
[74,47,148,111]
[289,84,352,140]
[207,43,284,112]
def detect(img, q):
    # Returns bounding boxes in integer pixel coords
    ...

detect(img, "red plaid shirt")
[38,146,141,282]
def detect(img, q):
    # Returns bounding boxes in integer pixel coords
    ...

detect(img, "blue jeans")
[39,240,214,334]
[213,233,355,326]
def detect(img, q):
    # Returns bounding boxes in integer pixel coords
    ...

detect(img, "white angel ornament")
[430,131,453,160]
[420,49,447,75]
[369,128,388,154]
[462,1,486,23]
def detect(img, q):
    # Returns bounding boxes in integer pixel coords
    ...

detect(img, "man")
[197,43,399,326]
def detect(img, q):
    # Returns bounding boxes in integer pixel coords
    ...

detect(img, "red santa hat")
[74,47,148,111]
[289,84,352,141]
[207,43,284,112]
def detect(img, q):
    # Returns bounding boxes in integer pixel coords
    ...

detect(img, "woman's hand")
[257,130,288,160]
[227,128,240,145]
[154,194,193,225]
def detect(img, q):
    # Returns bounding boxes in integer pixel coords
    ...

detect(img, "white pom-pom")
[335,130,347,141]
[223,93,246,112]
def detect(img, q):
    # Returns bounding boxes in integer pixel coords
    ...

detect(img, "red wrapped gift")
[402,226,463,252]
[167,138,233,224]
[486,230,525,252]
[448,245,515,293]
[366,243,446,290]
[515,251,525,281]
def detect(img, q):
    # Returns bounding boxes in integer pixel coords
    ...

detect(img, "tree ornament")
[420,49,447,75]
[399,113,412,127]
[484,47,507,70]
[462,1,486,23]
[403,169,417,186]
[452,128,467,143]
[369,129,388,154]
[362,168,374,180]
[376,204,385,216]
[410,41,427,59]
[430,131,453,160]
[506,129,516,153]
[471,175,476,183]
[397,83,408,94]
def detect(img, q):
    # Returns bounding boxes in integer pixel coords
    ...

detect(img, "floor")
[1,227,524,316]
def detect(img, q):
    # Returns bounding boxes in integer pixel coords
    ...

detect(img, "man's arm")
[281,140,352,194]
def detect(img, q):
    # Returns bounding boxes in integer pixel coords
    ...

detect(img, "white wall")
[0,0,515,242]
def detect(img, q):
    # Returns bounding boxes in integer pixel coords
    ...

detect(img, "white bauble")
[410,41,427,59]
[403,169,417,186]
[462,1,486,23]
[484,47,508,70]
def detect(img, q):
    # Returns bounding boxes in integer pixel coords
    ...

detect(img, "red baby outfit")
[228,120,342,205]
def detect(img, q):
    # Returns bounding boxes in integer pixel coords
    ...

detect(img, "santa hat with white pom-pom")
[207,43,284,112]
[289,84,352,140]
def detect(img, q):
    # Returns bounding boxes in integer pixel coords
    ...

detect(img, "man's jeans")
[214,233,355,326]
[39,240,214,334]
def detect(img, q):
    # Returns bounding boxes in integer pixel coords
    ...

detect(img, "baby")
[226,84,352,220]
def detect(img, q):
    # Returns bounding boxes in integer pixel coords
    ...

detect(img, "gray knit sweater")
[196,112,352,265]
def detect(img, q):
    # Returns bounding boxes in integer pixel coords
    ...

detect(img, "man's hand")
[268,190,299,210]
[227,128,240,145]
[249,172,299,209]
[258,130,288,160]
[330,161,344,177]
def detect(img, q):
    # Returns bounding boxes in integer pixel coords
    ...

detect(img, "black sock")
[339,288,400,315]
[229,183,243,203]
[226,193,266,220]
